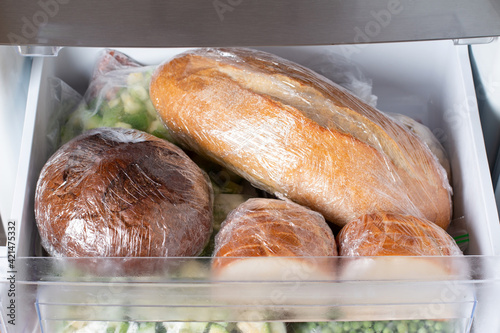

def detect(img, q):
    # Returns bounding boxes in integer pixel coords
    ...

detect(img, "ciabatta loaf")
[150,48,452,229]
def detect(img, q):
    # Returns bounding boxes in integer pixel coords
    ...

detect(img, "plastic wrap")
[388,112,451,180]
[200,193,252,256]
[60,50,172,144]
[212,198,336,279]
[337,212,466,281]
[337,212,463,257]
[46,78,83,153]
[305,53,451,180]
[302,51,378,107]
[211,198,337,319]
[336,213,468,321]
[150,47,453,230]
[54,321,286,333]
[290,320,460,333]
[91,49,143,81]
[34,127,213,257]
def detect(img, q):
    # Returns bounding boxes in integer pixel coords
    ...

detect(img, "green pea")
[351,322,362,330]
[333,325,343,333]
[397,322,408,333]
[322,327,334,333]
[342,322,351,331]
[363,321,373,328]
[374,322,385,333]
[434,322,444,330]
[409,322,418,332]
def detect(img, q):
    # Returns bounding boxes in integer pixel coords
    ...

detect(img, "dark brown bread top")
[150,48,452,229]
[35,127,213,257]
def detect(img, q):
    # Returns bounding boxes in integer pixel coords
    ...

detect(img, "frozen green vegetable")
[57,321,286,333]
[60,65,172,144]
[290,320,458,333]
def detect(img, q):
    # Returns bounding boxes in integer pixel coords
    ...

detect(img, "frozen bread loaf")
[150,48,452,229]
[35,127,213,257]
[336,213,467,320]
[338,212,462,257]
[337,212,463,280]
[213,198,336,280]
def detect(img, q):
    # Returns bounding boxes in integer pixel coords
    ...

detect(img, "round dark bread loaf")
[35,127,213,257]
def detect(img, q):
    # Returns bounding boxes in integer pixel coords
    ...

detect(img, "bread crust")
[35,127,213,257]
[150,48,452,229]
[213,198,336,272]
[337,213,462,257]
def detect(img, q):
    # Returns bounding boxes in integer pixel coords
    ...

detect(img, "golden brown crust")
[213,198,336,271]
[337,213,462,257]
[150,48,452,229]
[35,127,213,257]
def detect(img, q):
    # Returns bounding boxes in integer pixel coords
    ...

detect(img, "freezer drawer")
[18,256,498,333]
[2,40,500,333]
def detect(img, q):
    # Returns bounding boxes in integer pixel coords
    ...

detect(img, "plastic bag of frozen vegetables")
[60,49,172,144]
[90,49,142,81]
[56,321,287,333]
[290,320,460,333]
[46,77,84,154]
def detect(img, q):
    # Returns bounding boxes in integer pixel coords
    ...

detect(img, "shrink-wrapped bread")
[150,48,452,229]
[35,127,213,257]
[338,212,464,281]
[213,198,337,280]
[211,198,337,318]
[338,212,462,257]
[388,112,451,181]
[336,213,468,321]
